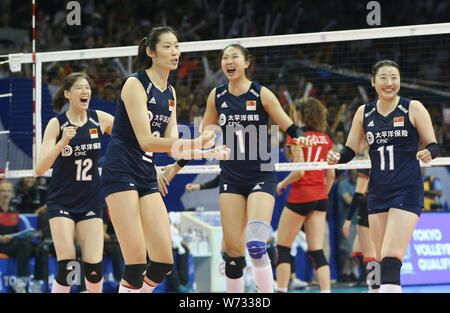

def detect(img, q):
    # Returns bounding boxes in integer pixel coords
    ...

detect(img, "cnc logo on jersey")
[62,145,73,157]
[394,116,404,127]
[219,113,226,126]
[168,100,175,112]
[366,131,374,145]
[246,100,256,111]
[89,128,98,139]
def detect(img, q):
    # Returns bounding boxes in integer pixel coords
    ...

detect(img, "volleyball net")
[1,22,450,179]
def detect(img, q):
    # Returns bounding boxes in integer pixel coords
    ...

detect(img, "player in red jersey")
[276,97,335,292]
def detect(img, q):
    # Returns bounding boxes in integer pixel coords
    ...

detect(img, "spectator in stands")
[337,169,359,283]
[0,180,34,293]
[422,168,443,211]
[11,177,42,214]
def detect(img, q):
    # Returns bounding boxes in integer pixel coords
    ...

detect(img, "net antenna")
[2,22,450,179]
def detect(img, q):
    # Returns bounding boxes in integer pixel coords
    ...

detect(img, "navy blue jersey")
[363,97,424,210]
[102,70,174,185]
[47,110,103,212]
[216,82,276,184]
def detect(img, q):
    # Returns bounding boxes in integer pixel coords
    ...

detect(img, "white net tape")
[2,157,450,178]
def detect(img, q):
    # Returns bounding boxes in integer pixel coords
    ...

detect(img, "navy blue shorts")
[102,180,159,198]
[47,205,103,223]
[219,180,277,198]
[368,206,423,217]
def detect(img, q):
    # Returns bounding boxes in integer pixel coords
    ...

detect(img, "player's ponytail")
[132,26,178,73]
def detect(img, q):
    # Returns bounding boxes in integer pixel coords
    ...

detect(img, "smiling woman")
[35,72,114,293]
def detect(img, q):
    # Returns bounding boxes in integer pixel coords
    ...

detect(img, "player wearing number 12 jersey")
[275,97,335,293]
[36,72,114,293]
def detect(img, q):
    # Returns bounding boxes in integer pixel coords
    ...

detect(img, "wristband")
[176,159,189,167]
[426,143,440,159]
[286,123,305,139]
[337,146,356,164]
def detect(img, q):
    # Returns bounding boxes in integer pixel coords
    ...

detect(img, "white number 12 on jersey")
[75,158,93,181]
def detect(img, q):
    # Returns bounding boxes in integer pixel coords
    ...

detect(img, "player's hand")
[185,183,201,192]
[327,151,341,165]
[294,136,316,148]
[277,181,287,196]
[1,234,12,244]
[203,145,231,160]
[416,149,432,163]
[61,126,77,146]
[342,220,351,239]
[157,163,180,197]
[194,130,216,149]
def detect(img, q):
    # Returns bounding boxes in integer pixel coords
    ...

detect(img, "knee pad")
[275,245,291,266]
[246,219,270,267]
[56,259,79,286]
[84,261,104,283]
[357,197,369,227]
[146,261,174,284]
[380,257,402,285]
[224,253,246,279]
[122,263,147,289]
[307,250,328,270]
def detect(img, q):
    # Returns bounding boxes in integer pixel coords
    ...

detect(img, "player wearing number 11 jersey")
[327,60,439,293]
[36,72,114,293]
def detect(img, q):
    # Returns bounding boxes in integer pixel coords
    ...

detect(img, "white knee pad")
[246,219,270,267]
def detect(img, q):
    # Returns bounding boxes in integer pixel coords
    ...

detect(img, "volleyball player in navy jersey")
[328,60,439,293]
[101,27,226,293]
[35,72,114,293]
[162,44,314,293]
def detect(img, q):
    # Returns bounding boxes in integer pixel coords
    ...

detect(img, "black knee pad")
[307,250,328,270]
[84,261,104,283]
[357,197,369,227]
[56,259,79,286]
[275,245,291,266]
[224,253,246,279]
[380,257,402,285]
[122,263,147,289]
[146,261,174,284]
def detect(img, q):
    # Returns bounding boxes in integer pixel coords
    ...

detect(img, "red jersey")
[286,128,333,203]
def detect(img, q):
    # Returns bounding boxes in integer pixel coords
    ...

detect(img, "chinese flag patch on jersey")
[168,100,175,112]
[89,128,98,139]
[246,100,256,111]
[394,116,404,127]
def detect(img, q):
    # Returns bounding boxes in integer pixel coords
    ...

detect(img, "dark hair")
[132,26,179,72]
[52,72,93,113]
[294,97,328,132]
[371,60,400,78]
[220,44,253,67]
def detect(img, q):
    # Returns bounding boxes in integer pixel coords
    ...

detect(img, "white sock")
[51,281,71,293]
[226,277,244,293]
[277,287,288,293]
[85,278,103,293]
[253,264,274,293]
[118,283,141,293]
[379,284,402,293]
[320,289,331,293]
[140,280,156,293]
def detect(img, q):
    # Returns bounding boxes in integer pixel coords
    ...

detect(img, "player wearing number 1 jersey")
[327,60,439,293]
[276,97,335,293]
[36,72,114,293]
